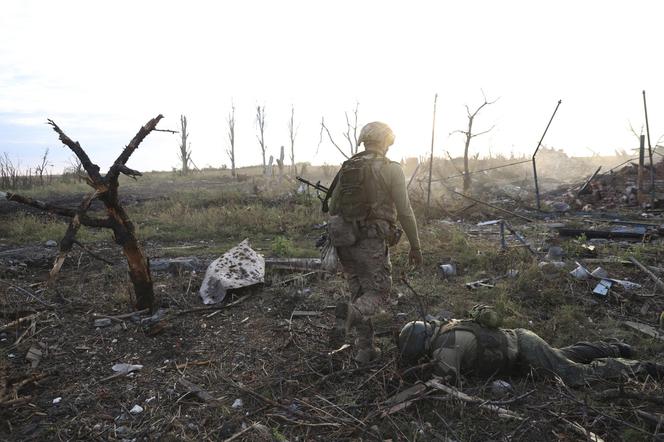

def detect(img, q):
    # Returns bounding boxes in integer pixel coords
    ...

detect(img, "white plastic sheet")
[199,239,265,304]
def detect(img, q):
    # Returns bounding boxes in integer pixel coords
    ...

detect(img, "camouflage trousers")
[337,233,391,316]
[515,329,654,386]
[334,227,392,354]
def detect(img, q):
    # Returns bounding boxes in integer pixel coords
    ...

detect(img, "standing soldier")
[325,121,422,363]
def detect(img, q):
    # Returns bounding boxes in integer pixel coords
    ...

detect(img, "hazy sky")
[1,0,662,173]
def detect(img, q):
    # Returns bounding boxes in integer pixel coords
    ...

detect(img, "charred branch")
[47,119,103,185]
[1,191,111,228]
[113,114,164,174]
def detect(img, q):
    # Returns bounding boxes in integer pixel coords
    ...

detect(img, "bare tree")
[67,154,84,183]
[34,148,51,186]
[276,145,285,176]
[226,103,236,178]
[178,115,192,175]
[2,116,166,311]
[319,102,360,159]
[343,102,360,156]
[256,105,267,174]
[451,92,498,192]
[288,105,297,175]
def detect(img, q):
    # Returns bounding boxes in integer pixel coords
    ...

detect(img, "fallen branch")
[0,280,55,308]
[92,308,149,322]
[629,256,664,293]
[267,413,341,428]
[176,294,250,316]
[596,387,664,405]
[555,414,605,442]
[0,313,40,332]
[1,192,110,228]
[223,422,270,442]
[426,378,523,420]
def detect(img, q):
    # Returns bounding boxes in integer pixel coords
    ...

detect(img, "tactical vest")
[327,151,397,224]
[431,320,512,377]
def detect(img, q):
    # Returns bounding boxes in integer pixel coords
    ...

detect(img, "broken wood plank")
[623,321,664,341]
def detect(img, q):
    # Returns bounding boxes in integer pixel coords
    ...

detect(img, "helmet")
[357,122,395,150]
[398,321,433,363]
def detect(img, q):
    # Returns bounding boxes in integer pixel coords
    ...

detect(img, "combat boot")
[354,317,381,364]
[329,302,350,348]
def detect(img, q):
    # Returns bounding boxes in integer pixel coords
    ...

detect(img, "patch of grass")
[271,236,296,257]
[0,213,110,244]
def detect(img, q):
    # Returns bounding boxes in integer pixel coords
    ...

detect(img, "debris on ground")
[199,239,265,304]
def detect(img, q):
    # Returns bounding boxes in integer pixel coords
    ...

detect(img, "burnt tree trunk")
[2,115,165,311]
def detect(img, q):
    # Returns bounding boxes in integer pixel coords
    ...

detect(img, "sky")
[1,0,663,174]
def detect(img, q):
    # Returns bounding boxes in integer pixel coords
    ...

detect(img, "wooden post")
[643,90,655,201]
[638,134,646,204]
[426,93,438,221]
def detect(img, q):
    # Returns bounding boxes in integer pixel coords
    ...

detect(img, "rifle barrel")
[296,176,329,193]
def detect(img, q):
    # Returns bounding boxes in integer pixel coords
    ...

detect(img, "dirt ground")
[2,170,664,441]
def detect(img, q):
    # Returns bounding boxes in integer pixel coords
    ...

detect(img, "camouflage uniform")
[408,320,661,386]
[328,122,421,363]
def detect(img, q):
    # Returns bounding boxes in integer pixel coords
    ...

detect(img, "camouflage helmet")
[398,320,433,363]
[357,122,395,150]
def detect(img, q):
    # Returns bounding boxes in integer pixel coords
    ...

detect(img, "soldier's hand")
[408,248,423,267]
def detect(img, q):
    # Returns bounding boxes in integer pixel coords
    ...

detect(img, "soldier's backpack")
[331,152,389,223]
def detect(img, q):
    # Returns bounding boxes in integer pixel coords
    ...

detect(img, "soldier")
[326,121,422,363]
[398,307,664,386]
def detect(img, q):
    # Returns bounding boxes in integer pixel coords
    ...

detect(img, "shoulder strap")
[322,170,340,213]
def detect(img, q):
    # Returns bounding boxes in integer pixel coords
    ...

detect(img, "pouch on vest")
[328,215,357,247]
[386,224,403,247]
[468,304,502,329]
[374,220,402,247]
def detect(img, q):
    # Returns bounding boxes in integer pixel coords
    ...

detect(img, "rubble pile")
[550,159,664,211]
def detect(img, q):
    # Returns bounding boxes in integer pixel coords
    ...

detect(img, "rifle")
[296,176,329,194]
[296,176,332,212]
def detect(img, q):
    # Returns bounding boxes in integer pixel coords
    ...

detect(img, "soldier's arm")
[386,163,421,250]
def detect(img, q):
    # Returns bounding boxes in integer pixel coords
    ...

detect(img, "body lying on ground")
[398,313,664,386]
